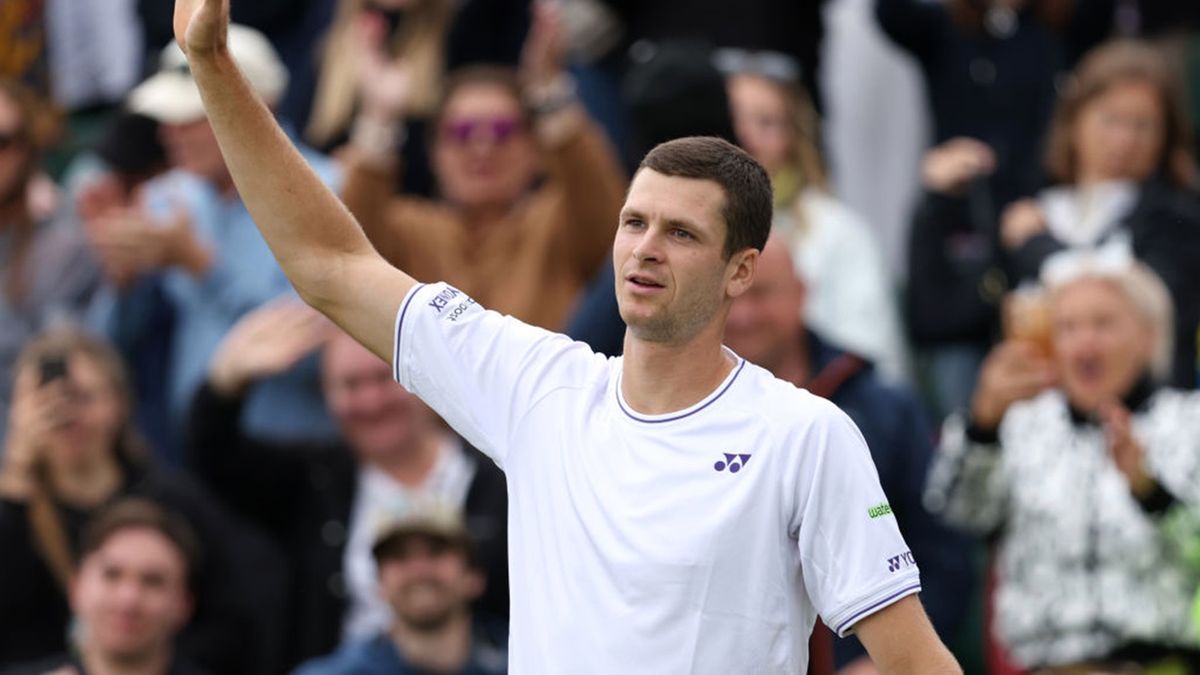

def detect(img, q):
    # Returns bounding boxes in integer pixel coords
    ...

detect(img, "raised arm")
[174,0,414,361]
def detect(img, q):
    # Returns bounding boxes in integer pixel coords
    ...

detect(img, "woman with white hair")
[925,252,1200,673]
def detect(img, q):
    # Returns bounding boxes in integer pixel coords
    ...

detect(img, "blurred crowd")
[1,0,1200,674]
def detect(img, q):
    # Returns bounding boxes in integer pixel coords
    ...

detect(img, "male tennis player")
[173,1,961,672]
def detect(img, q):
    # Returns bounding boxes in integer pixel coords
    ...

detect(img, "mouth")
[1070,356,1105,384]
[625,273,665,292]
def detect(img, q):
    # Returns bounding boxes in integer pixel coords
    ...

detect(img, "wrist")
[208,364,249,399]
[524,73,578,117]
[351,114,405,165]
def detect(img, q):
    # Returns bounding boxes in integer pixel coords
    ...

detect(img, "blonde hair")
[14,329,147,591]
[1046,258,1175,381]
[306,0,452,148]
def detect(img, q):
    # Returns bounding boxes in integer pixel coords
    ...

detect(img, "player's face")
[613,169,754,344]
[1073,79,1165,184]
[376,536,481,631]
[322,334,435,464]
[725,237,804,367]
[433,82,539,212]
[1051,278,1154,413]
[71,528,192,661]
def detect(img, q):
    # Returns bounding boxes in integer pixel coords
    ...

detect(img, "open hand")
[208,299,334,397]
[355,11,413,121]
[1098,401,1155,497]
[1000,199,1048,251]
[970,340,1057,431]
[520,0,568,89]
[174,0,229,58]
[921,138,995,195]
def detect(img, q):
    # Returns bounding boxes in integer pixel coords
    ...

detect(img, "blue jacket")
[293,627,508,675]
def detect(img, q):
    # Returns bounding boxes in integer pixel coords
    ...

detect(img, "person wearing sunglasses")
[0,79,100,451]
[340,1,625,331]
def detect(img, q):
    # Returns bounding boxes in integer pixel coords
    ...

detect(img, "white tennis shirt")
[393,283,921,674]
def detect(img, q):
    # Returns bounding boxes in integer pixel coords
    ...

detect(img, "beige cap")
[129,24,288,124]
[371,501,472,561]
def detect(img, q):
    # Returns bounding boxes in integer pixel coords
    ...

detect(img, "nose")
[631,227,665,264]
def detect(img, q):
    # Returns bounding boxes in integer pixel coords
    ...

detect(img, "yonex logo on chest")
[714,453,751,473]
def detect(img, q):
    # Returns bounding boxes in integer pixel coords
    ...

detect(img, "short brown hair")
[430,65,527,137]
[81,498,203,588]
[1044,39,1196,187]
[638,136,773,258]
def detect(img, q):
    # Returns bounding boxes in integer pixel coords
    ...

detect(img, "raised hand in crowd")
[1097,400,1156,498]
[207,299,333,398]
[82,205,212,289]
[999,198,1049,251]
[0,370,73,500]
[520,0,568,91]
[969,340,1057,432]
[355,10,414,123]
[921,137,996,196]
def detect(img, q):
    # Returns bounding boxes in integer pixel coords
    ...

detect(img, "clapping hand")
[1098,401,1156,498]
[207,299,334,397]
[921,138,996,196]
[84,205,211,288]
[355,11,414,122]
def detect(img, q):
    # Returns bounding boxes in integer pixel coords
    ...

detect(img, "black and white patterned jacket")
[925,386,1200,668]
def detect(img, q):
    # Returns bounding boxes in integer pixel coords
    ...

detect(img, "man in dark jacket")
[725,236,975,674]
[186,302,508,671]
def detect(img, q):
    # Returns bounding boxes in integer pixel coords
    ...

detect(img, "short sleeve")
[392,283,601,468]
[794,403,922,637]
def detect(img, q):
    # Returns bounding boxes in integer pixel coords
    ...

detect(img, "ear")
[463,568,486,602]
[173,590,196,630]
[725,248,760,299]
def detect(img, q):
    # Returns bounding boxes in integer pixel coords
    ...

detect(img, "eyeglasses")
[439,116,525,146]
[713,48,802,85]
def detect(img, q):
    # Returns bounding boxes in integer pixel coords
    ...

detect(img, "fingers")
[922,137,996,193]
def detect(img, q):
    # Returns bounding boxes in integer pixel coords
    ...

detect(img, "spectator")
[187,303,507,669]
[306,0,453,198]
[293,503,506,675]
[340,2,625,330]
[1000,39,1200,388]
[876,0,1116,209]
[0,329,278,675]
[86,25,342,451]
[926,255,1200,671]
[723,60,908,380]
[0,79,99,449]
[2,498,211,675]
[725,236,975,674]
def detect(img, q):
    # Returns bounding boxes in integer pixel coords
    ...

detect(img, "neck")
[390,609,473,673]
[460,202,511,231]
[373,429,449,488]
[764,330,811,387]
[49,451,123,508]
[79,641,172,675]
[620,324,736,415]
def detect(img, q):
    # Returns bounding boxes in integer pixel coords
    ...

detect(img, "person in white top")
[170,1,961,671]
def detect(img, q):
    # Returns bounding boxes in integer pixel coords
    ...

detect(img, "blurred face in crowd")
[0,89,31,206]
[376,534,481,631]
[725,237,804,368]
[614,169,740,344]
[159,117,231,186]
[727,74,792,177]
[1072,79,1165,184]
[71,527,192,662]
[432,82,539,213]
[25,352,127,475]
[322,333,436,464]
[1051,277,1155,412]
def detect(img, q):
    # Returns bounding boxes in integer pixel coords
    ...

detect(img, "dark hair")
[638,136,773,258]
[1044,39,1196,188]
[81,498,203,589]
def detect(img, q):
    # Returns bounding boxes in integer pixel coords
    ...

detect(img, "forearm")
[188,50,381,305]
